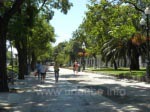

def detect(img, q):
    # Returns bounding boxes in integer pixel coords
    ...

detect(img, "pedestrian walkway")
[0,67,150,112]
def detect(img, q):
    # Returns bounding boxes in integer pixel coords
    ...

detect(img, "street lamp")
[82,42,86,71]
[140,7,150,78]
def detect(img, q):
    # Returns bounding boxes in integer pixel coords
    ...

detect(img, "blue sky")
[50,0,89,46]
[8,0,89,53]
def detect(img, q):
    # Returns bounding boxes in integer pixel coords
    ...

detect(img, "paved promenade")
[0,67,150,112]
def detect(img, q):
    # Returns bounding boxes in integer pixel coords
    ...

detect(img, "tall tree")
[30,17,55,64]
[0,0,25,92]
[0,0,72,92]
[77,0,143,70]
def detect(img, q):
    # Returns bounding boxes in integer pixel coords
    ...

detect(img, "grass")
[88,67,146,77]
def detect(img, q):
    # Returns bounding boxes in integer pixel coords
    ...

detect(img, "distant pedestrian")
[54,62,60,83]
[40,62,48,83]
[73,60,78,75]
[36,61,42,79]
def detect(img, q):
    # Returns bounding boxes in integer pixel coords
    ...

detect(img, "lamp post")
[82,42,86,71]
[140,7,150,78]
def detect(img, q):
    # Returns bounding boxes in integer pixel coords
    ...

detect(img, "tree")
[0,0,72,92]
[101,38,128,69]
[12,0,72,78]
[0,0,25,92]
[31,17,55,64]
[74,0,144,70]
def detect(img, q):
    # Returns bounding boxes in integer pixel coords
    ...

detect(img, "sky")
[8,0,89,53]
[50,0,89,46]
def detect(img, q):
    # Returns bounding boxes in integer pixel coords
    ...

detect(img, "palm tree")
[101,38,128,70]
[101,33,146,70]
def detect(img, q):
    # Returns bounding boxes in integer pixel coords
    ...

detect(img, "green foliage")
[6,0,73,62]
[53,42,69,65]
[7,51,11,60]
[101,38,128,63]
[71,0,146,70]
[39,0,73,21]
[0,0,14,15]
[7,65,18,73]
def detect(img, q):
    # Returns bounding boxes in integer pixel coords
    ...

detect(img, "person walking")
[40,62,48,83]
[36,61,42,79]
[54,62,60,83]
[73,60,79,75]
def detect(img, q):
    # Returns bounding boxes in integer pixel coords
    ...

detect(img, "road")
[0,67,150,112]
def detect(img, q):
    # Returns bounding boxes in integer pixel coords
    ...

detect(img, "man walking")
[54,62,60,83]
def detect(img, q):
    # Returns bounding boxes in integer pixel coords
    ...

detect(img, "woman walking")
[40,62,48,83]
[73,60,78,75]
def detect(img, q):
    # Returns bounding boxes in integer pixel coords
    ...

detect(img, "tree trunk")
[128,39,140,70]
[31,51,36,71]
[18,50,27,79]
[16,39,27,79]
[0,19,9,92]
[123,56,127,67]
[93,53,97,68]
[105,58,108,67]
[113,60,118,70]
[0,0,25,92]
[130,54,140,70]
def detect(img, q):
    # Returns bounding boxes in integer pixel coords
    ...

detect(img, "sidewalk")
[0,67,150,112]
[0,75,39,112]
[60,68,150,111]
